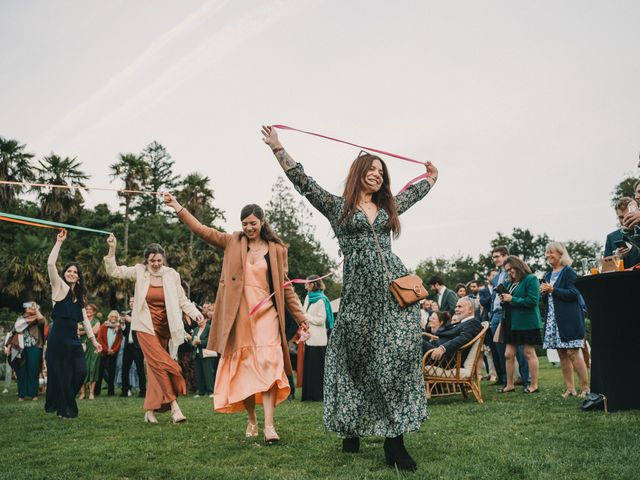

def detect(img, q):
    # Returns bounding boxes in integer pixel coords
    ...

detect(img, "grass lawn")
[3,359,639,480]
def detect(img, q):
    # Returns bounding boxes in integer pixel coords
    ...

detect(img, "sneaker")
[2,388,8,394]
[194,394,200,398]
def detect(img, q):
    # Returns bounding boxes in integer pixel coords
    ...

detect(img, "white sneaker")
[193,394,200,398]
[2,388,8,394]
[209,393,214,398]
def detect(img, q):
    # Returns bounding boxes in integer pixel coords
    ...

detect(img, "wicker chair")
[421,321,489,404]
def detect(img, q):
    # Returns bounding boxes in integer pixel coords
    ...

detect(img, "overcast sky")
[2,0,639,269]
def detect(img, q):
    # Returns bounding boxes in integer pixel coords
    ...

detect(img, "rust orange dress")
[213,254,289,412]
[137,284,186,412]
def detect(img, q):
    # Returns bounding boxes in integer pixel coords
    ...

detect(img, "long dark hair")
[337,153,401,238]
[240,204,285,246]
[62,262,86,306]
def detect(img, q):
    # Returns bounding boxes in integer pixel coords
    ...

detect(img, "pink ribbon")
[249,259,343,317]
[272,124,431,193]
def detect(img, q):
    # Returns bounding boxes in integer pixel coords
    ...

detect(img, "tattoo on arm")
[274,149,296,171]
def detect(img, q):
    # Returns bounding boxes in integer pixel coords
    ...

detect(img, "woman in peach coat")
[164,193,308,443]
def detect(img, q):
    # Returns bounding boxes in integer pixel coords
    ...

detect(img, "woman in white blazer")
[301,276,332,401]
[104,235,203,424]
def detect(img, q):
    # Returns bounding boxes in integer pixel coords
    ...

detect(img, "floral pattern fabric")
[543,271,584,349]
[286,162,431,438]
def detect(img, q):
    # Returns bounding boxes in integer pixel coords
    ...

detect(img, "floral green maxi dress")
[284,161,431,438]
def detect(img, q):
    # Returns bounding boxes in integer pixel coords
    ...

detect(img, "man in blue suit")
[490,246,530,387]
[604,197,640,268]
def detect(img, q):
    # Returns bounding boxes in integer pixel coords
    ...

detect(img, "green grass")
[3,359,639,480]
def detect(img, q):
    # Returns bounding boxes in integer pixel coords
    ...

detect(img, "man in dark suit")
[422,297,482,363]
[427,275,458,314]
[120,299,146,398]
[604,197,640,268]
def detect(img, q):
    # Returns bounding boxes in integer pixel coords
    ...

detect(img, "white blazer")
[104,255,200,358]
[303,296,328,347]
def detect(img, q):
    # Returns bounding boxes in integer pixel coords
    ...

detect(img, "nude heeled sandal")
[245,422,259,437]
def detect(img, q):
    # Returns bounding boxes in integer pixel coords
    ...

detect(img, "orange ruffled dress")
[213,255,290,412]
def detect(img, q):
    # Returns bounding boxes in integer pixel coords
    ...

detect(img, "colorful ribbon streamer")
[249,259,343,317]
[0,211,111,235]
[0,180,161,196]
[272,124,431,193]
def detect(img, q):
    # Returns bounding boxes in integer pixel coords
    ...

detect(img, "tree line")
[1,134,636,324]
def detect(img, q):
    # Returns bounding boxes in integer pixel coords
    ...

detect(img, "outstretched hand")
[163,192,182,211]
[424,161,438,180]
[106,234,117,249]
[56,229,67,243]
[261,125,282,150]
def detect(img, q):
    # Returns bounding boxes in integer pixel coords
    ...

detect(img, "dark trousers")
[121,345,146,396]
[16,346,42,398]
[194,355,217,395]
[98,354,118,395]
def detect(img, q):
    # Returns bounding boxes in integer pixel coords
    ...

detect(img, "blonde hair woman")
[541,242,589,398]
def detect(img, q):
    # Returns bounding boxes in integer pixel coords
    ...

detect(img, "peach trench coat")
[177,209,307,376]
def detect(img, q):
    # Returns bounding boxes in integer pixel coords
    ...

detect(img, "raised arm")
[163,192,231,249]
[103,235,137,280]
[394,162,438,215]
[261,125,341,222]
[47,230,66,292]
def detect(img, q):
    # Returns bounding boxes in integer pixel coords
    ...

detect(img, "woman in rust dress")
[104,236,204,424]
[164,193,308,443]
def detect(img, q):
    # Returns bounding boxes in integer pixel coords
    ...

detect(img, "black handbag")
[580,393,608,412]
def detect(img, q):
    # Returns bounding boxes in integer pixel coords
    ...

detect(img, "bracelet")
[272,147,284,154]
[176,206,184,215]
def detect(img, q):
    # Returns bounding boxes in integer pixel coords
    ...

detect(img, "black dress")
[45,292,87,418]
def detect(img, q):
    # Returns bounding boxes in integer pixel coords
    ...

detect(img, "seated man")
[422,297,482,364]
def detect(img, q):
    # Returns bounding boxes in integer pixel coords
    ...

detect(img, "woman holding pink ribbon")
[163,194,308,444]
[262,125,438,472]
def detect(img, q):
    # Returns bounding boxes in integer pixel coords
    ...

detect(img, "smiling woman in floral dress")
[261,125,438,472]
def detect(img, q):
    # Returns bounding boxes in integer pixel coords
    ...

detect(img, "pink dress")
[213,255,290,412]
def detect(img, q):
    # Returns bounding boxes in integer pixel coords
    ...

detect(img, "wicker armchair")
[421,321,489,404]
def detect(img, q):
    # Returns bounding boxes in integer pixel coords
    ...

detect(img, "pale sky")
[2,1,639,269]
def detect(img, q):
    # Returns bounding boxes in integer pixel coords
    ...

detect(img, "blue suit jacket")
[543,266,586,342]
[604,229,640,267]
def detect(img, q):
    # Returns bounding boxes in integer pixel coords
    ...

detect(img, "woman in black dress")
[45,230,102,418]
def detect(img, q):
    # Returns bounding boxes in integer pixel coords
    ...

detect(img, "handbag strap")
[366,215,393,284]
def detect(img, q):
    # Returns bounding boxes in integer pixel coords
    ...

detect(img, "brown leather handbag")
[369,221,427,307]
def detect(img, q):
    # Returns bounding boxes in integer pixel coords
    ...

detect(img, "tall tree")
[36,154,89,222]
[109,153,149,259]
[0,137,35,208]
[611,175,639,205]
[266,177,339,299]
[490,228,551,272]
[138,141,180,216]
[176,173,224,257]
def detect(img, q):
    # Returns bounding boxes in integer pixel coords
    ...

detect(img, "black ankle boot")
[383,435,417,471]
[342,437,360,453]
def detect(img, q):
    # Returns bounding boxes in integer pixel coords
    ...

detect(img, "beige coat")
[103,256,200,358]
[47,242,95,340]
[302,296,328,347]
[177,209,307,376]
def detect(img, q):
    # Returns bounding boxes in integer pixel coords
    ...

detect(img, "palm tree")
[0,137,35,208]
[109,153,149,259]
[36,154,89,222]
[176,173,223,256]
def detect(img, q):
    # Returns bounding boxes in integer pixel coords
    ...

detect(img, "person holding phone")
[604,197,640,267]
[541,242,589,398]
[45,230,102,418]
[11,301,47,401]
[498,256,541,394]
